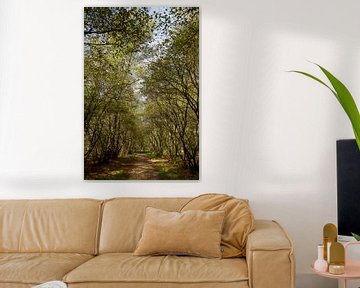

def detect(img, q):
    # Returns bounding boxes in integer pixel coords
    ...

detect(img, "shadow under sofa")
[0,197,295,288]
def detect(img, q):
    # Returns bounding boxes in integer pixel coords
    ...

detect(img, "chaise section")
[63,253,249,288]
[0,253,93,286]
[246,220,295,288]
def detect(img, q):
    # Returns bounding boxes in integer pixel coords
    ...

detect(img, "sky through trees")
[84,7,199,180]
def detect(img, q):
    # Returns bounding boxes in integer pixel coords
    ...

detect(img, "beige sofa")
[0,198,295,288]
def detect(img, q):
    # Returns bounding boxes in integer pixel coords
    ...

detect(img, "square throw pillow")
[134,207,225,258]
[181,193,255,258]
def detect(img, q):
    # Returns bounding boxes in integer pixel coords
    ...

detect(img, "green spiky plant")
[290,63,360,241]
[352,232,360,241]
[289,63,360,150]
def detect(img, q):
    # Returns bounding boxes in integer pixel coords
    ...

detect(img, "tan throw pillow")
[181,193,254,258]
[134,207,225,258]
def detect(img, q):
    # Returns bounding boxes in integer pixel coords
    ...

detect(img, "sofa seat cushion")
[64,253,248,285]
[0,284,33,288]
[67,283,249,288]
[0,253,93,285]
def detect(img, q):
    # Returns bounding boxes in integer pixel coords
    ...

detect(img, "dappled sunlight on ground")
[149,159,168,163]
[84,153,197,180]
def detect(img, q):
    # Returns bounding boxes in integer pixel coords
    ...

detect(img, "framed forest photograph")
[84,7,199,180]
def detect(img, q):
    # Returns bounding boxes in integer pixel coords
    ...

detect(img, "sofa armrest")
[246,220,295,288]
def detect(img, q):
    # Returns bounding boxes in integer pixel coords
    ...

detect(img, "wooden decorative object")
[323,223,337,261]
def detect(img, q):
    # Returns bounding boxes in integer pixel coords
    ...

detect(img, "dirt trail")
[85,153,166,180]
[124,153,159,180]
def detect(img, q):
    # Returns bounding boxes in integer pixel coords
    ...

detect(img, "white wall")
[1,0,359,287]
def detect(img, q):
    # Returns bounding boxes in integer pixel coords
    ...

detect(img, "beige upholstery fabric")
[68,283,249,288]
[64,253,248,284]
[0,284,33,288]
[99,198,190,253]
[181,194,254,257]
[134,207,225,258]
[0,253,93,285]
[0,198,294,288]
[0,199,102,254]
[246,220,295,288]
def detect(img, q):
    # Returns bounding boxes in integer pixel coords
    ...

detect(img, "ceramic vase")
[314,244,328,272]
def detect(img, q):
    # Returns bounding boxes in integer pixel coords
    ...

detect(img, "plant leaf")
[351,232,360,241]
[316,64,360,150]
[353,128,360,151]
[288,70,337,99]
[289,64,360,150]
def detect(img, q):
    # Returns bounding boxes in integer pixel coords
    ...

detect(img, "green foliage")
[351,232,360,241]
[289,63,360,150]
[142,9,199,172]
[154,163,181,180]
[84,7,154,52]
[84,7,199,178]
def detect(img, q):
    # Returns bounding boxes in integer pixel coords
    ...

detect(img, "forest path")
[124,153,161,180]
[85,153,170,180]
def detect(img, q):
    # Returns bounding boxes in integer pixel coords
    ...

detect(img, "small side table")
[311,242,360,288]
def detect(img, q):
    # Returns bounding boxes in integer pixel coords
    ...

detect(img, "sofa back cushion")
[99,198,189,253]
[0,199,102,254]
[181,194,254,258]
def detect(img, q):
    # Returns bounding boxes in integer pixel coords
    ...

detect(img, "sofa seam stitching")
[94,201,104,255]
